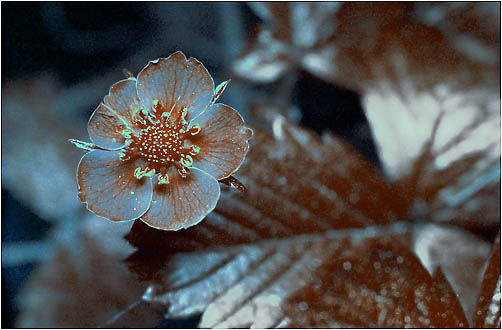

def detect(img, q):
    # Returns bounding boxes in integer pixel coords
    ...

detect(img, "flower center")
[138,123,183,164]
[120,101,201,183]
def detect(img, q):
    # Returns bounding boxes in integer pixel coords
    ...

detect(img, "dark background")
[2,3,375,327]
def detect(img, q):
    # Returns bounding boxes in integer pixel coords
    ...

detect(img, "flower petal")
[191,103,253,179]
[136,52,214,125]
[141,167,220,230]
[88,78,141,149]
[77,150,153,221]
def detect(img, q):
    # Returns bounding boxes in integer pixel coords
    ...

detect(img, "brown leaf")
[123,111,500,327]
[140,224,412,328]
[122,120,417,327]
[126,121,405,267]
[474,234,501,328]
[282,237,468,328]
[235,3,499,91]
[414,2,500,72]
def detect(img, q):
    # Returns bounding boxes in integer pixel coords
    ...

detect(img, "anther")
[144,168,156,177]
[177,166,189,178]
[180,154,193,167]
[118,152,130,161]
[189,145,200,155]
[134,167,145,179]
[188,124,201,135]
[134,167,155,179]
[158,173,169,184]
[122,129,133,139]
[180,107,189,126]
[152,99,159,109]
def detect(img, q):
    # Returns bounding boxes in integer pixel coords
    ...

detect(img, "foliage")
[4,2,499,328]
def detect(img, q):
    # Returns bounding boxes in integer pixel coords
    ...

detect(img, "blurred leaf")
[233,2,340,83]
[235,3,499,92]
[414,2,500,71]
[474,234,501,328]
[281,238,468,328]
[16,216,164,328]
[327,3,501,231]
[2,75,88,221]
[364,79,500,230]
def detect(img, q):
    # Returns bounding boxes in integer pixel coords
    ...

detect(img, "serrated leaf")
[126,122,405,268]
[140,224,412,328]
[474,234,501,328]
[124,120,491,327]
[281,238,468,328]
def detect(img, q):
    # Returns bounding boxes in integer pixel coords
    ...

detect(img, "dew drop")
[298,301,309,311]
[343,261,352,271]
[396,256,404,264]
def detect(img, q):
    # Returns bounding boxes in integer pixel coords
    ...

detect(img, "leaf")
[126,120,405,256]
[124,119,493,327]
[413,223,492,325]
[233,2,340,83]
[2,76,87,221]
[123,121,412,326]
[333,4,501,231]
[235,3,499,90]
[281,237,468,328]
[138,224,412,328]
[474,234,501,328]
[364,77,500,230]
[15,216,164,328]
[414,2,500,71]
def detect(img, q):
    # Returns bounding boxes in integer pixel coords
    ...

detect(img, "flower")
[71,52,253,230]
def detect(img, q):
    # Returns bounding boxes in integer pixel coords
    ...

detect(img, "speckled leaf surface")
[474,234,501,328]
[281,238,468,328]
